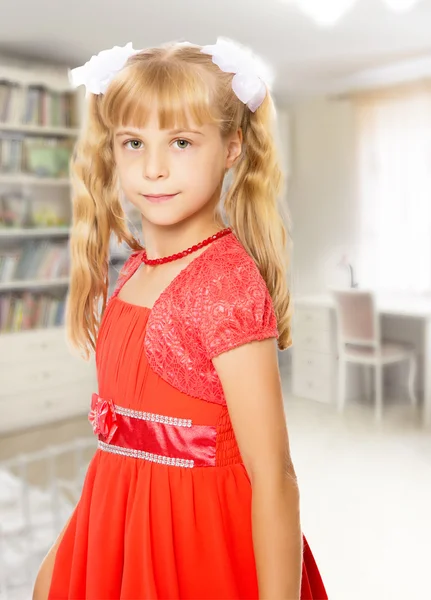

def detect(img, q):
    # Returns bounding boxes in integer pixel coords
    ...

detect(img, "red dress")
[49,233,327,599]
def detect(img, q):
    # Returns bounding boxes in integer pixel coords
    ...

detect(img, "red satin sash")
[89,393,216,468]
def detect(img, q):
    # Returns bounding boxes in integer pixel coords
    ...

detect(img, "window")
[354,85,431,293]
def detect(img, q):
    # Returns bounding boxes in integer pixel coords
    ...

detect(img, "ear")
[225,128,243,169]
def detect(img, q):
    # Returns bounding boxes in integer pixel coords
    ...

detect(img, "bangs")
[101,60,222,132]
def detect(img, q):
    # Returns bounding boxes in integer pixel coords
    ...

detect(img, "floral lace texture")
[108,234,279,405]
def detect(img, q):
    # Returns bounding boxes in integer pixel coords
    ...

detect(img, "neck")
[140,189,226,260]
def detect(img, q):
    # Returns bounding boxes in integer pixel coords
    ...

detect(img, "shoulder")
[197,232,269,297]
[192,233,279,358]
[116,249,141,278]
[108,249,142,304]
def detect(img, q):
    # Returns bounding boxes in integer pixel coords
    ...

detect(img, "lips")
[143,193,179,203]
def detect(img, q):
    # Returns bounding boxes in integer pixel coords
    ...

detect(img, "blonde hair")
[67,42,292,360]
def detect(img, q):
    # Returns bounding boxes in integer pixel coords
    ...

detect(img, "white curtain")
[354,86,431,293]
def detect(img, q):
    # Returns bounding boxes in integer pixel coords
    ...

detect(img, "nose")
[143,148,168,181]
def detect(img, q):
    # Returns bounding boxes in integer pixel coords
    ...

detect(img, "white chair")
[332,289,418,421]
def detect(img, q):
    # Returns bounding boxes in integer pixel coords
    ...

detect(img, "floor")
[281,376,431,600]
[1,369,431,600]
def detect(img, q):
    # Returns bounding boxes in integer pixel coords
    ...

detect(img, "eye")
[174,139,191,150]
[124,139,143,150]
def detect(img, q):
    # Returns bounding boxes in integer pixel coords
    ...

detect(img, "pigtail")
[224,96,292,350]
[66,94,142,360]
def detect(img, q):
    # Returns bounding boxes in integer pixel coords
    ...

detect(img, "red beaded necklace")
[140,227,232,266]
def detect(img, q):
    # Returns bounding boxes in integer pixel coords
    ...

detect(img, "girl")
[34,38,327,600]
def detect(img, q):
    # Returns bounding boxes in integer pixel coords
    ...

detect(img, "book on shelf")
[0,240,70,282]
[0,135,74,177]
[0,191,69,228]
[0,290,66,333]
[0,133,24,173]
[0,81,75,128]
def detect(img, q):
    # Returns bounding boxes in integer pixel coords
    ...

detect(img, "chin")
[145,217,184,228]
[141,208,191,228]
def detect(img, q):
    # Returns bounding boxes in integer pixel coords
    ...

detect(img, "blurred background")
[1,0,431,598]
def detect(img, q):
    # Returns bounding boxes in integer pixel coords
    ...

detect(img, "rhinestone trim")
[98,440,195,468]
[114,405,192,428]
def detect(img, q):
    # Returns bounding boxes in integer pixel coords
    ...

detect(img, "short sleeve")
[199,259,279,360]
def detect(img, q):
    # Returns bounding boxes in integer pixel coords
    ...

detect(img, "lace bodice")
[108,233,279,405]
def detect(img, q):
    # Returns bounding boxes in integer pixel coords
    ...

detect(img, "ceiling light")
[288,0,422,27]
[382,0,421,11]
[294,0,358,26]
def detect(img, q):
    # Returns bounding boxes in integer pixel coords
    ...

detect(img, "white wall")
[287,96,361,296]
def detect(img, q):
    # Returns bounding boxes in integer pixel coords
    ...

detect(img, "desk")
[292,293,431,426]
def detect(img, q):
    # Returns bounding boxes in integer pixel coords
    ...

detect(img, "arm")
[213,339,302,600]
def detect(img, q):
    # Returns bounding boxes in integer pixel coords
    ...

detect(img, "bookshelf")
[0,123,81,136]
[0,58,80,334]
[0,226,70,239]
[0,277,70,292]
[0,56,97,433]
[0,174,71,186]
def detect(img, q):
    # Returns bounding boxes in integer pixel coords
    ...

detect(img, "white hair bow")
[69,38,273,112]
[69,42,140,96]
[200,37,273,112]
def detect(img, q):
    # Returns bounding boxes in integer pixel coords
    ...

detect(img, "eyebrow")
[171,128,204,136]
[115,128,204,137]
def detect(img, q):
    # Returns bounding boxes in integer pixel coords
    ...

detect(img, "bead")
[114,404,193,428]
[98,440,195,468]
[140,227,232,266]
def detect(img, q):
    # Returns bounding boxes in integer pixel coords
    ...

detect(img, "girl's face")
[113,108,242,228]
